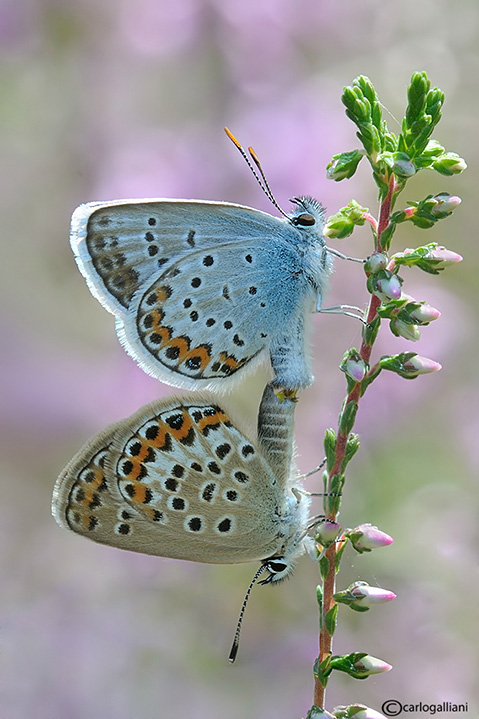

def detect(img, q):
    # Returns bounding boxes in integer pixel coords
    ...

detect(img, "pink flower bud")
[428,245,463,267]
[430,193,462,215]
[345,357,367,382]
[350,524,393,551]
[402,354,442,377]
[352,655,392,677]
[408,302,441,323]
[374,274,402,300]
[350,583,397,607]
[390,318,421,342]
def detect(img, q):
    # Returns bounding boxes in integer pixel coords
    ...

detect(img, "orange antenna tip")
[248,146,260,165]
[224,127,242,149]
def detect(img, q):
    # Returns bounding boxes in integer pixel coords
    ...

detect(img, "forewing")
[119,240,307,389]
[71,199,285,317]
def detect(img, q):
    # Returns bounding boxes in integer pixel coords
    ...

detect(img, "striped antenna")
[224,127,289,219]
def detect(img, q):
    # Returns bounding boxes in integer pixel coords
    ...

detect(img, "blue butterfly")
[70,130,353,392]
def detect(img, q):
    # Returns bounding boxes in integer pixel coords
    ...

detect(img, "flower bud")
[407,302,441,323]
[372,273,402,301]
[432,152,467,176]
[427,245,463,268]
[334,581,396,612]
[401,354,442,377]
[349,583,396,607]
[348,524,393,552]
[324,200,368,239]
[340,349,368,382]
[392,152,416,177]
[315,521,341,547]
[324,215,355,240]
[379,351,441,378]
[430,192,462,216]
[364,252,388,274]
[390,317,421,342]
[352,655,392,678]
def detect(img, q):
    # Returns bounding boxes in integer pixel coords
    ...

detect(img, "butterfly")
[52,383,311,585]
[69,130,336,393]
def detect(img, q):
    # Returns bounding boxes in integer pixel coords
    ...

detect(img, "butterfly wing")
[52,418,165,555]
[118,237,310,389]
[53,394,294,564]
[71,199,288,317]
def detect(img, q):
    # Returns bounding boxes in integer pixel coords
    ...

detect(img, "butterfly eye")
[293,213,316,227]
[268,559,288,573]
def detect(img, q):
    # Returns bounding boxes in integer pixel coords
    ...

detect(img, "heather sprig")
[308,72,464,718]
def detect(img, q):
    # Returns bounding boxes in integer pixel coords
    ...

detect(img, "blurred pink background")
[1,1,477,717]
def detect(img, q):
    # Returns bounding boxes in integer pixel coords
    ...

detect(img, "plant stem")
[313,177,396,710]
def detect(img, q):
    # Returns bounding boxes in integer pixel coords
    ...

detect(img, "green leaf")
[342,433,360,471]
[319,555,330,581]
[325,605,339,636]
[326,149,365,181]
[323,428,337,472]
[338,399,358,436]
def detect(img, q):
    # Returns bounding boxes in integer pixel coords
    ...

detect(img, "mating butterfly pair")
[53,134,340,656]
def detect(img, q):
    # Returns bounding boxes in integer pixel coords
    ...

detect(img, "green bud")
[364,252,388,274]
[392,152,416,178]
[324,200,368,239]
[390,317,421,342]
[432,152,467,175]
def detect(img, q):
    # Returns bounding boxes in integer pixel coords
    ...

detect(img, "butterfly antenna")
[224,127,289,220]
[228,563,268,663]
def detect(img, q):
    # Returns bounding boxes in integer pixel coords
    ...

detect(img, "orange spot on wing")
[182,344,212,372]
[146,325,172,345]
[148,421,171,450]
[219,352,245,371]
[197,409,230,433]
[155,286,171,303]
[122,458,144,481]
[85,464,105,491]
[128,483,150,504]
[168,411,194,441]
[164,335,190,361]
[151,308,165,326]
